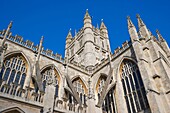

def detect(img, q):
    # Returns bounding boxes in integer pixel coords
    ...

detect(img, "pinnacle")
[8,21,13,29]
[84,9,91,19]
[127,16,135,29]
[66,29,72,39]
[136,14,145,27]
[156,29,165,42]
[100,19,107,29]
[40,36,44,43]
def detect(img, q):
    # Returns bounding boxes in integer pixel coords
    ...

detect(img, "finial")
[127,16,130,19]
[127,16,135,29]
[136,14,145,27]
[8,21,13,29]
[41,36,44,42]
[36,36,44,61]
[100,19,107,30]
[136,14,140,18]
[156,29,165,42]
[156,29,160,34]
[1,21,13,46]
[84,9,91,19]
[66,29,72,39]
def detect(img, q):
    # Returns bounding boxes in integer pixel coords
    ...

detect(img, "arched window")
[120,60,150,113]
[41,67,59,97]
[0,55,27,87]
[97,76,116,113]
[73,78,86,105]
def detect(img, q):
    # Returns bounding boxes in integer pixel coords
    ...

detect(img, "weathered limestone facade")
[0,10,170,113]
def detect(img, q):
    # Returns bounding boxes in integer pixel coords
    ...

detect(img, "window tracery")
[97,77,116,113]
[41,68,59,96]
[73,79,86,105]
[0,55,27,87]
[121,60,150,113]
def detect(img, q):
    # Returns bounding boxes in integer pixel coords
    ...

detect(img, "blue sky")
[1,0,170,57]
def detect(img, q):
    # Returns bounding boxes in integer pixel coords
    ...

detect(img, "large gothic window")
[73,78,86,105]
[41,67,59,97]
[0,55,27,87]
[120,60,150,113]
[97,76,116,113]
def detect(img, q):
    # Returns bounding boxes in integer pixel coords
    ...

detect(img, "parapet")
[0,30,64,63]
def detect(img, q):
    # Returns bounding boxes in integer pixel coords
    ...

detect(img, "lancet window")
[120,60,150,113]
[0,55,27,87]
[41,67,59,96]
[73,79,86,105]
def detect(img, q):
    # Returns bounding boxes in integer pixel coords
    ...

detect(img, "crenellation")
[122,40,128,48]
[45,49,53,56]
[26,40,34,48]
[0,11,170,113]
[114,47,120,54]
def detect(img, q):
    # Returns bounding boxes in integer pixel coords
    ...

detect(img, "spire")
[66,29,72,39]
[100,19,107,30]
[36,36,44,61]
[84,9,91,20]
[2,21,13,46]
[127,16,135,29]
[156,29,165,42]
[83,9,92,28]
[65,29,72,50]
[136,14,145,28]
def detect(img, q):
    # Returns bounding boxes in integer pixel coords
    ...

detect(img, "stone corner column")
[43,83,56,113]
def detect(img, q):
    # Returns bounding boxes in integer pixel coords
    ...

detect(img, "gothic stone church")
[0,10,170,113]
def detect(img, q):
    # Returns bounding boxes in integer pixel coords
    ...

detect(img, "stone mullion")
[134,70,147,108]
[18,72,23,84]
[2,68,7,79]
[106,94,109,112]
[12,57,19,83]
[126,64,138,112]
[123,76,133,113]
[112,89,117,113]
[130,69,142,111]
[13,57,19,70]
[126,73,137,112]
[6,69,13,84]
[12,70,18,83]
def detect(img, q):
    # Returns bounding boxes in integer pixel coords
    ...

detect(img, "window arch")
[41,67,60,97]
[96,76,116,113]
[72,78,87,105]
[0,55,27,87]
[120,60,150,113]
[1,107,25,113]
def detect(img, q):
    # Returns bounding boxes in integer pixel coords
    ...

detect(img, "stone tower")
[0,10,170,113]
[65,9,111,72]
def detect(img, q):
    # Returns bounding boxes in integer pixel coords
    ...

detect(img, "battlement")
[0,30,64,63]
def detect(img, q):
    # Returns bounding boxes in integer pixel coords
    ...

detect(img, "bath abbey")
[0,10,170,113]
